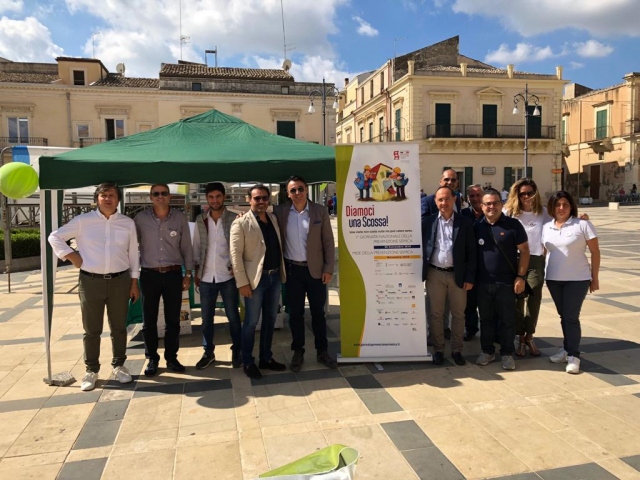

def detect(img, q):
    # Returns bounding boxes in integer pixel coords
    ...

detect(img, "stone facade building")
[335,36,567,199]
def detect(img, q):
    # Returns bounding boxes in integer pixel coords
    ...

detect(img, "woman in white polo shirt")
[542,191,600,374]
[504,178,550,357]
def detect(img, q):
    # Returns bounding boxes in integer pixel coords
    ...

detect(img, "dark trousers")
[140,269,183,362]
[242,272,281,365]
[286,262,328,354]
[477,282,516,355]
[78,272,131,373]
[199,278,241,354]
[515,255,545,336]
[465,286,479,335]
[546,280,590,357]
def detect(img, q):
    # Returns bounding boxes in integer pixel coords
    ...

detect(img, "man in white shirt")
[193,182,242,370]
[48,182,140,392]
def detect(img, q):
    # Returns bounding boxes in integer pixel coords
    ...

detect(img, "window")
[276,121,295,139]
[598,152,605,161]
[526,105,542,138]
[561,118,567,144]
[346,132,351,143]
[73,70,85,86]
[482,104,498,138]
[380,72,384,91]
[105,118,125,140]
[192,82,202,91]
[368,122,373,142]
[370,81,374,99]
[76,124,90,139]
[359,126,364,143]
[504,166,532,190]
[379,117,384,141]
[281,86,289,94]
[596,109,607,139]
[435,103,451,137]
[360,88,364,105]
[395,108,402,141]
[8,117,29,142]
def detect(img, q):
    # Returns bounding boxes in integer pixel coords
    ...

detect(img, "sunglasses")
[519,191,535,198]
[252,195,269,202]
[289,187,305,194]
[151,191,169,197]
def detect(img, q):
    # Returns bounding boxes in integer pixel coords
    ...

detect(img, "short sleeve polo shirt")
[542,217,597,281]
[474,214,528,285]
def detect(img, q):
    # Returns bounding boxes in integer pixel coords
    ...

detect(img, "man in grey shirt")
[134,184,193,376]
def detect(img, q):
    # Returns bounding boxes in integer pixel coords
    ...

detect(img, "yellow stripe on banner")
[373,255,422,260]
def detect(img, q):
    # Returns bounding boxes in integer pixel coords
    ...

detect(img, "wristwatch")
[516,274,526,280]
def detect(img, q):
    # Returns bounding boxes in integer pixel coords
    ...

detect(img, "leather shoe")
[231,349,242,368]
[244,363,262,379]
[259,358,286,371]
[444,328,451,340]
[317,351,338,369]
[432,351,444,365]
[166,359,186,373]
[452,352,466,366]
[290,350,304,372]
[144,359,158,377]
[463,331,476,342]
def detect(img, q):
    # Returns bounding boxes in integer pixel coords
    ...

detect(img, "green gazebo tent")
[37,109,336,383]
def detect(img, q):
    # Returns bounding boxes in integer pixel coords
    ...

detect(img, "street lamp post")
[308,78,340,145]
[512,84,540,176]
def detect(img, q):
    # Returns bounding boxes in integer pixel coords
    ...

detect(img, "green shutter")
[526,166,532,179]
[395,108,402,141]
[464,167,473,190]
[504,167,512,190]
[596,110,607,139]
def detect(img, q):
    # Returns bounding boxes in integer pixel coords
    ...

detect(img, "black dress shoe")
[166,359,186,373]
[317,351,337,369]
[244,363,262,379]
[452,352,467,366]
[432,351,444,365]
[231,349,242,369]
[290,350,304,372]
[259,358,286,371]
[444,328,451,340]
[463,332,476,342]
[144,359,159,377]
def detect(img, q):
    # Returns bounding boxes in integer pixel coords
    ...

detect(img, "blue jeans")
[546,280,590,357]
[242,272,281,365]
[477,282,516,356]
[199,278,241,355]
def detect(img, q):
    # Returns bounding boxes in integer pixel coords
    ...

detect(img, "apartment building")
[562,73,640,200]
[335,36,567,199]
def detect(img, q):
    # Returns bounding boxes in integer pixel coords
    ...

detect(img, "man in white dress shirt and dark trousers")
[272,175,337,372]
[48,182,140,392]
[134,184,193,377]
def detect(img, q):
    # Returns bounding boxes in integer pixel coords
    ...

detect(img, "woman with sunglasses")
[504,178,549,356]
[542,191,600,374]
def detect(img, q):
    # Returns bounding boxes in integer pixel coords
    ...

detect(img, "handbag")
[489,230,533,299]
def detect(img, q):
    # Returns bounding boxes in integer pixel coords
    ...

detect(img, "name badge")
[478,239,485,245]
[170,230,178,237]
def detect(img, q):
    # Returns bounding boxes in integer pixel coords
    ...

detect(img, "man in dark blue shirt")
[473,189,529,371]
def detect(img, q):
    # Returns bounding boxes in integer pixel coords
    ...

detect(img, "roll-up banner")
[336,143,430,363]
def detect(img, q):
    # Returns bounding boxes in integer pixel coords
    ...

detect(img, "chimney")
[507,64,514,79]
[408,59,415,75]
[556,66,563,80]
[460,62,467,77]
[344,77,349,87]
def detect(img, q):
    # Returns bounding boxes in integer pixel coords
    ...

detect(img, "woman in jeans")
[504,178,549,356]
[542,191,600,374]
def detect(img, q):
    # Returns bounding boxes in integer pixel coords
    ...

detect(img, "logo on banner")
[393,150,410,160]
[353,163,410,202]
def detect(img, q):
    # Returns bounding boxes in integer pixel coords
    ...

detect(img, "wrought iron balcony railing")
[0,137,48,148]
[425,124,556,140]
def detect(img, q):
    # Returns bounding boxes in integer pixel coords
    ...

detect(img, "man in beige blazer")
[272,176,336,372]
[230,184,287,379]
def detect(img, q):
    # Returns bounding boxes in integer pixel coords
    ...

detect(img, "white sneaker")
[566,356,580,374]
[476,353,495,366]
[550,348,568,364]
[113,366,132,384]
[81,372,98,391]
[502,355,516,370]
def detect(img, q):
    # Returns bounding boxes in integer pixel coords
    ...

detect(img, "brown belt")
[142,265,182,273]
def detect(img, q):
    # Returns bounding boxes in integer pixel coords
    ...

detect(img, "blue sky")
[0,0,637,90]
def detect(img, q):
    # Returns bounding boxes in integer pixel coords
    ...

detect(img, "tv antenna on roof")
[280,0,295,70]
[179,0,190,60]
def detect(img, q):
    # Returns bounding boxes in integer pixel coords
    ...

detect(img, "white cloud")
[452,0,638,37]
[573,40,613,58]
[0,16,63,61]
[253,54,361,89]
[352,16,378,37]
[485,43,560,65]
[0,0,23,14]
[569,61,585,69]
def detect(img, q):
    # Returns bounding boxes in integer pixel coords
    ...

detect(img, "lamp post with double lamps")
[512,84,540,175]
[308,78,340,145]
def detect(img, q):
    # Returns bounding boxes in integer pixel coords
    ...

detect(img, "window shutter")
[504,167,512,191]
[464,167,473,190]
[526,166,533,179]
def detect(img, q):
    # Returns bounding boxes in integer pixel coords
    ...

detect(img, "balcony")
[621,120,640,138]
[74,137,108,148]
[584,126,613,154]
[363,128,406,143]
[0,137,48,148]
[425,124,556,139]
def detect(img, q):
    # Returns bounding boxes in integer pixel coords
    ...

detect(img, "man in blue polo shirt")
[473,188,529,370]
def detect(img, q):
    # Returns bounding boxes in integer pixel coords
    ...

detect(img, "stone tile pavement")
[1,206,640,479]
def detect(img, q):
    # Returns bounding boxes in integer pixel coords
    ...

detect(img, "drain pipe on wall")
[66,91,72,146]
[1,146,13,292]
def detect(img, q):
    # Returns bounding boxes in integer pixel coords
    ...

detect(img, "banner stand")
[337,354,432,364]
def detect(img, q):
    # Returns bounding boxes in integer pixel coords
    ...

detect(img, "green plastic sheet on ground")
[259,444,359,479]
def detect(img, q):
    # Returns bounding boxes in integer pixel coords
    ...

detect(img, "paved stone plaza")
[1,206,640,479]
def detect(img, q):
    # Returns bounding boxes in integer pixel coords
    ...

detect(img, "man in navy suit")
[421,170,463,218]
[422,186,477,366]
